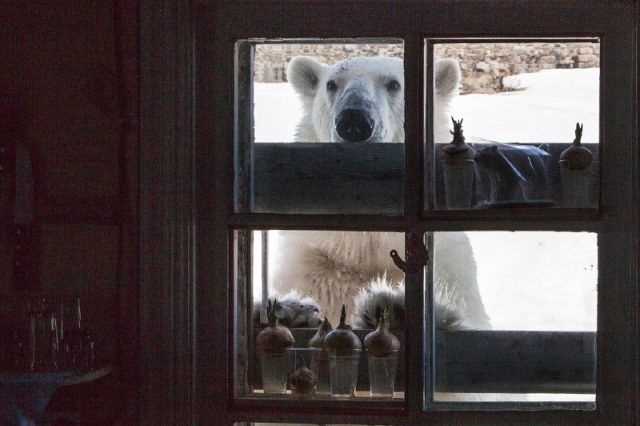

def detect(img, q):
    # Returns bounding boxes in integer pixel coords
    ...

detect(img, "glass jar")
[328,351,361,397]
[259,351,289,394]
[367,351,399,397]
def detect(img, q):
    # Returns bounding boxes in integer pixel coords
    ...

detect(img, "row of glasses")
[59,296,96,371]
[2,295,96,372]
[262,347,399,398]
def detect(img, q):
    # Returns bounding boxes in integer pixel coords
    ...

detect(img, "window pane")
[235,40,405,214]
[426,40,600,210]
[235,230,406,402]
[429,231,597,405]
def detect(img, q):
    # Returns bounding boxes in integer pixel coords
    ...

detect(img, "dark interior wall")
[1,0,138,422]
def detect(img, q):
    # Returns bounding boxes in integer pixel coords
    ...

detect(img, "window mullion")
[234,41,254,212]
[404,33,429,419]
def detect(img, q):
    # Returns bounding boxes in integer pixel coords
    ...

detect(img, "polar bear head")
[287,56,460,143]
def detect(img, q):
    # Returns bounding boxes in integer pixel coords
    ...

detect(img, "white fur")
[271,231,491,329]
[287,56,460,144]
[253,290,322,328]
[352,277,467,331]
[274,56,490,330]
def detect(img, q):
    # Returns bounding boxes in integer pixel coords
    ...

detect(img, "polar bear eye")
[386,79,401,92]
[326,80,338,92]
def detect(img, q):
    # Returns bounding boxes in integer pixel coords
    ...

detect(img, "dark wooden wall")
[1,1,138,424]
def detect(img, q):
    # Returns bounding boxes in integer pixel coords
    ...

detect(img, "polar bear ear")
[287,56,326,97]
[435,58,461,96]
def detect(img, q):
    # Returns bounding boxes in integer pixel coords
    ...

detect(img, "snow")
[252,68,599,331]
[254,83,302,143]
[464,231,596,331]
[456,68,599,143]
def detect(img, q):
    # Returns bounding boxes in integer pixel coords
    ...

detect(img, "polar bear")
[269,56,490,330]
[287,55,461,144]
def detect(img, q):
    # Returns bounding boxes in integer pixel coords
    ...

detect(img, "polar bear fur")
[270,56,490,330]
[287,55,461,144]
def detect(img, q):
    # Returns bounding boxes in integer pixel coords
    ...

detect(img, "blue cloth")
[0,372,70,426]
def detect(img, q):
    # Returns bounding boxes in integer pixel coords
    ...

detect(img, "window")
[195,1,639,425]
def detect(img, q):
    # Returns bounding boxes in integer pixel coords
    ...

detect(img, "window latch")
[390,233,429,274]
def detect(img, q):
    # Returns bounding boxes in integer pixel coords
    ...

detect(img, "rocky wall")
[254,42,599,94]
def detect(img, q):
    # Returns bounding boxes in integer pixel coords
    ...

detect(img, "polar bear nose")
[335,109,375,142]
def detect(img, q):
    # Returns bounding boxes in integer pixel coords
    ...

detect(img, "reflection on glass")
[429,40,600,209]
[431,231,597,404]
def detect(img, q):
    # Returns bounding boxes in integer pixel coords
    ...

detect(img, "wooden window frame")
[139,1,639,425]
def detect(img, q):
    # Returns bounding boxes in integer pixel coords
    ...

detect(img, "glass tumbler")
[259,351,289,394]
[329,351,361,397]
[309,349,330,395]
[367,351,399,397]
[28,297,58,371]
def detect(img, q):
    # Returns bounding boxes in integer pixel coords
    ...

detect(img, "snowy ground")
[252,68,599,331]
[458,68,599,143]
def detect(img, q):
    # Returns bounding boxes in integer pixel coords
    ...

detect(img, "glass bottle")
[80,326,96,371]
[29,297,57,371]
[49,309,59,370]
[61,296,85,370]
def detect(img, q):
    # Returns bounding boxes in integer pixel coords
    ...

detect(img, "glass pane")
[234,230,406,402]
[235,40,405,214]
[430,231,597,405]
[427,40,600,210]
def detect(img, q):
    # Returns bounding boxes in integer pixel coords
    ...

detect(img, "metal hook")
[389,249,407,272]
[389,233,429,274]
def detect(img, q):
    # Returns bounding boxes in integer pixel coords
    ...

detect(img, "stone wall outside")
[254,42,599,94]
